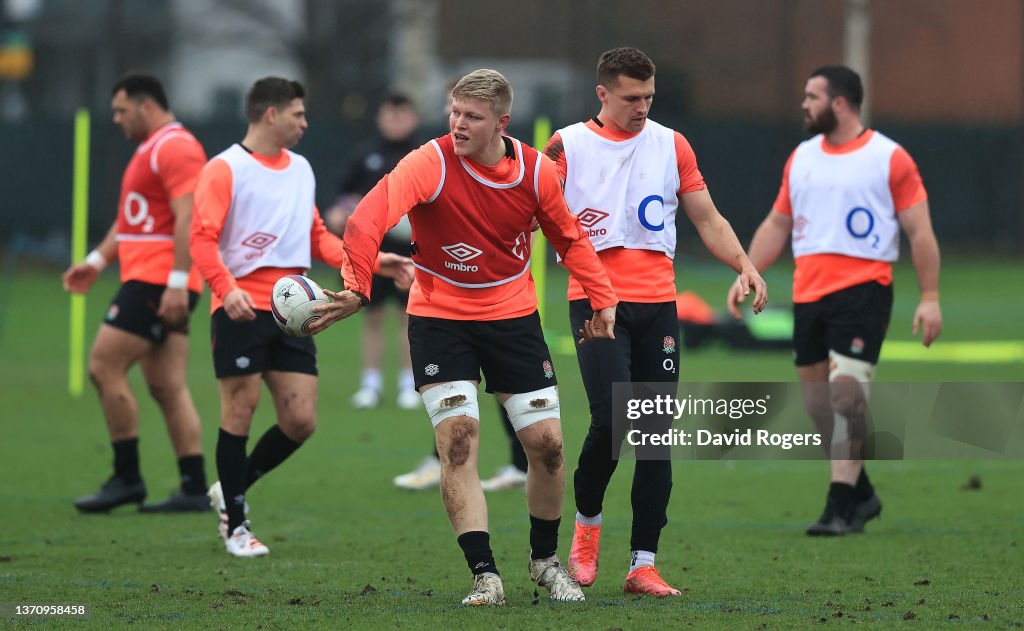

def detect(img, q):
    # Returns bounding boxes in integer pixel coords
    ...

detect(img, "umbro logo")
[242,232,278,250]
[442,242,482,273]
[442,242,483,262]
[242,232,278,261]
[577,208,609,228]
[577,208,609,238]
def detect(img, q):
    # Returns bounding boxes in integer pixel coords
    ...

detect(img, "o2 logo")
[638,195,665,231]
[124,191,155,232]
[846,206,879,249]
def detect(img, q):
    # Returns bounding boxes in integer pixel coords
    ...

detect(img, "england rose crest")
[542,360,554,379]
[663,336,676,354]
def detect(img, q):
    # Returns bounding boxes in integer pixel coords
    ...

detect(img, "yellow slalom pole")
[531,116,551,329]
[69,108,90,397]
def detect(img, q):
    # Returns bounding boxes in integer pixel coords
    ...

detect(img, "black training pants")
[569,300,679,553]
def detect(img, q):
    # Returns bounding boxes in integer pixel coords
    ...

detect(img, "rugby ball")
[271,275,328,337]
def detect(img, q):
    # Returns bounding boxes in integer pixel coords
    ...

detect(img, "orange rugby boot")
[623,565,681,597]
[567,521,601,586]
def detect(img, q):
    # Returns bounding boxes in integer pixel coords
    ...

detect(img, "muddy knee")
[441,418,477,468]
[534,431,564,475]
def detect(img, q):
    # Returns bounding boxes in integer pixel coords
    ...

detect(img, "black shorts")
[211,308,318,378]
[793,281,893,366]
[104,280,200,344]
[407,311,556,394]
[366,235,411,310]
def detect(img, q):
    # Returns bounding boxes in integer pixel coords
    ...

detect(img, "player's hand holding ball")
[305,288,364,335]
[271,275,328,336]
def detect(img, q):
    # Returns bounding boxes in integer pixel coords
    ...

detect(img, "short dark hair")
[381,93,414,109]
[245,77,305,123]
[809,65,863,109]
[597,47,656,88]
[111,74,169,110]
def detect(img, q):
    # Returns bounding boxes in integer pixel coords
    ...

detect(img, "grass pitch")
[1,257,1022,628]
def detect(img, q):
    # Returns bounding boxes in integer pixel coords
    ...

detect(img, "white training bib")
[558,119,680,259]
[214,144,316,278]
[788,132,901,262]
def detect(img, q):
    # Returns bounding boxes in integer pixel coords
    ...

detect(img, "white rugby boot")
[461,572,506,606]
[224,520,269,558]
[530,554,585,602]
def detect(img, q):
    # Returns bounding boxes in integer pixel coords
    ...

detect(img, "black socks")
[216,429,249,533]
[855,467,875,501]
[829,481,856,515]
[217,426,307,533]
[246,426,301,489]
[112,438,141,483]
[177,454,207,495]
[114,439,207,495]
[458,531,499,576]
[529,515,560,560]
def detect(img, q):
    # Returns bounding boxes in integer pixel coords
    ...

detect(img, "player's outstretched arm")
[898,200,942,346]
[726,210,791,319]
[307,289,364,334]
[578,305,616,345]
[63,221,118,294]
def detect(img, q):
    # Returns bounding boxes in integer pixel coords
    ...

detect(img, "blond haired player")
[729,65,942,535]
[311,69,617,605]
[190,77,411,557]
[63,74,210,514]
